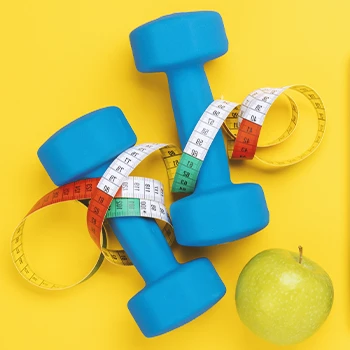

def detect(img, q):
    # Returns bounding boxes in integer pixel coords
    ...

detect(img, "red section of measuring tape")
[87,188,115,247]
[231,119,262,159]
[27,178,99,216]
[27,178,123,248]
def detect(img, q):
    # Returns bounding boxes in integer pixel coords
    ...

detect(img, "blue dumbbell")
[130,11,269,247]
[37,107,225,337]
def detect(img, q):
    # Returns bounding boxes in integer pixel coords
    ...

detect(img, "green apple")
[235,247,334,345]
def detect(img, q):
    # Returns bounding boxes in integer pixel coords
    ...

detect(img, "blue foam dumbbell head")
[130,12,269,247]
[37,106,226,337]
[129,257,225,337]
[131,11,228,73]
[38,106,137,186]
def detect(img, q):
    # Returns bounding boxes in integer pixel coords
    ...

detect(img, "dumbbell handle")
[167,65,231,192]
[86,170,179,284]
[108,218,179,283]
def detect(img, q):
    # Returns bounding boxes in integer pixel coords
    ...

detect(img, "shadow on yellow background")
[0,0,350,349]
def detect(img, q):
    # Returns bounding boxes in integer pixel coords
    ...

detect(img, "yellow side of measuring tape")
[11,84,326,290]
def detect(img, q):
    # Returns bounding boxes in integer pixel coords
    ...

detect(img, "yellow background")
[1,0,349,349]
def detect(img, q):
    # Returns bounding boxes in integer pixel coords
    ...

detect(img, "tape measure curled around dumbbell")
[11,143,182,290]
[172,84,326,193]
[11,84,326,290]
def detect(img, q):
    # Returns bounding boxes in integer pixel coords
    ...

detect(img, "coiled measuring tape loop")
[87,143,183,247]
[171,84,326,192]
[10,176,175,290]
[225,85,326,165]
[11,85,326,290]
[222,94,299,155]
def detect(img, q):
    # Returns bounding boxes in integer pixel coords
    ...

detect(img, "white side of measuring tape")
[183,100,239,161]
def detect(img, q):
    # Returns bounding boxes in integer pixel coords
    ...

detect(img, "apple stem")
[298,246,303,264]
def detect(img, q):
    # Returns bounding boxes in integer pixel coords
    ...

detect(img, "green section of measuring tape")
[82,197,141,219]
[171,153,203,193]
[106,198,141,218]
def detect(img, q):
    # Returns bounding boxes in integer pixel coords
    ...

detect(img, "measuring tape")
[172,85,326,192]
[11,174,176,289]
[225,85,326,165]
[11,84,326,289]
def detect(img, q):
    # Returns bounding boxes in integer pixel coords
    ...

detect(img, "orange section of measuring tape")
[231,119,262,159]
[27,178,98,215]
[87,188,114,247]
[27,178,122,248]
